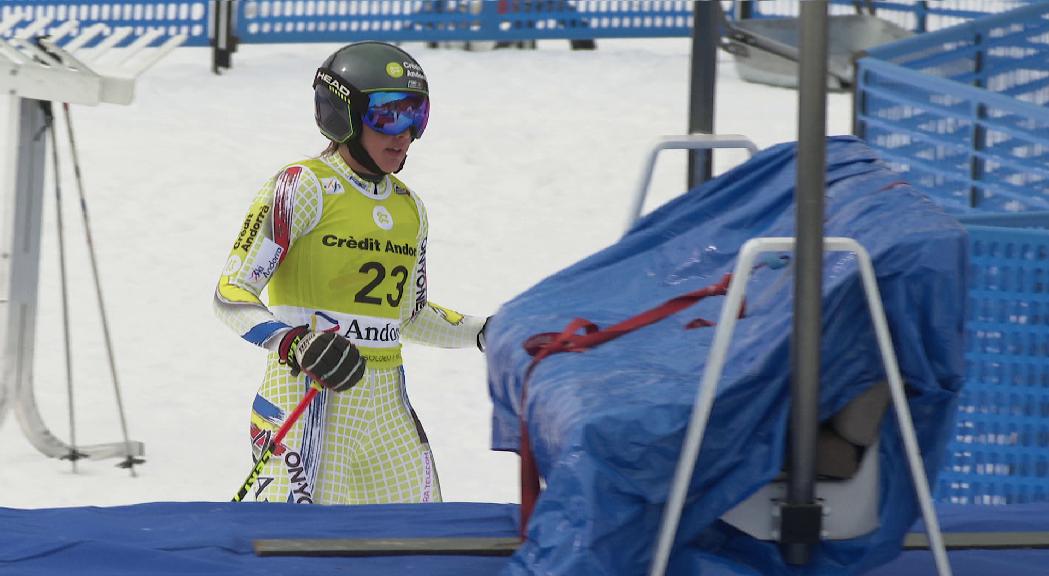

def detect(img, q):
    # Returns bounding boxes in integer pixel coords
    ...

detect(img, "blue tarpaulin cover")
[485,136,968,575]
[0,501,518,576]
[1,500,1048,575]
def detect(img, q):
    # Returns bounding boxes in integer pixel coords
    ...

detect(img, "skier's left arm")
[402,302,488,351]
[398,185,487,351]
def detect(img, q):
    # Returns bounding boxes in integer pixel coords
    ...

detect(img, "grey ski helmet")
[313,41,429,144]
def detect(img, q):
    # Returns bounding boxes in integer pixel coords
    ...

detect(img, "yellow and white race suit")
[214,150,484,504]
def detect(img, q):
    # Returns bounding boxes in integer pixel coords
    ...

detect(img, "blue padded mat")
[2,501,1048,575]
[0,501,517,576]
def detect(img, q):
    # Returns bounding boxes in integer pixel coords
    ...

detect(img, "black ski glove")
[278,326,366,392]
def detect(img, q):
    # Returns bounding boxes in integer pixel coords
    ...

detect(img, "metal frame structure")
[0,14,183,462]
[623,133,759,231]
[647,3,950,574]
[646,236,952,576]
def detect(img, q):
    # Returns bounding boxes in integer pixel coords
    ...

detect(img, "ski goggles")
[313,69,429,141]
[361,91,429,138]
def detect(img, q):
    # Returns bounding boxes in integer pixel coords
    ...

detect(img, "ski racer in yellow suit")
[213,41,487,504]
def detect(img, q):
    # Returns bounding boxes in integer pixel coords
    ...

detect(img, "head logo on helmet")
[315,70,351,103]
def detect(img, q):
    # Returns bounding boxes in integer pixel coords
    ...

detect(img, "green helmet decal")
[385,61,404,78]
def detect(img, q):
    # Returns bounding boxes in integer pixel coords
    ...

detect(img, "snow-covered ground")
[0,38,852,508]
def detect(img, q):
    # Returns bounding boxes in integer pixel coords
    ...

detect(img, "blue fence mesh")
[856,3,1049,214]
[0,1,1020,48]
[855,4,1049,506]
[0,1,210,47]
[234,1,693,44]
[752,0,1027,33]
[234,0,1019,44]
[934,213,1049,504]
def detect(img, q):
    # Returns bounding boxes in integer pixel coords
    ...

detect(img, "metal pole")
[687,0,717,189]
[916,1,929,34]
[969,33,986,208]
[2,98,47,433]
[43,101,82,472]
[212,0,236,74]
[7,97,67,458]
[735,1,754,20]
[62,103,141,475]
[783,0,828,566]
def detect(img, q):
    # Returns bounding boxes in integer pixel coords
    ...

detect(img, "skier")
[214,41,488,504]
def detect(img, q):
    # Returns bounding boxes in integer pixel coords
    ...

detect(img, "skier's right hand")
[278,326,366,392]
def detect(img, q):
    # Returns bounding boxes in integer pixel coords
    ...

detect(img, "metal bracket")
[0,15,183,464]
[647,237,953,576]
[0,14,185,105]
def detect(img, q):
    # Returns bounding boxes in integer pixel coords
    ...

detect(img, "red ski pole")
[232,383,321,502]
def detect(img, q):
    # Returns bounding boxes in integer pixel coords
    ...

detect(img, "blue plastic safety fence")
[0,1,1022,49]
[232,0,692,45]
[936,212,1049,505]
[0,1,209,47]
[234,0,1019,45]
[854,5,1049,506]
[856,2,1049,214]
[751,0,1027,33]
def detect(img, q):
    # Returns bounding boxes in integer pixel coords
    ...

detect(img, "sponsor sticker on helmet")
[386,62,404,78]
[402,60,425,80]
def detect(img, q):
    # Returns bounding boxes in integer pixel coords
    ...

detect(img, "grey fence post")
[212,0,237,74]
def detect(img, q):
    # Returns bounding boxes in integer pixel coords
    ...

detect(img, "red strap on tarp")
[518,273,743,537]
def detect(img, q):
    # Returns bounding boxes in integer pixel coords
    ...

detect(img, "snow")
[0,38,852,508]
